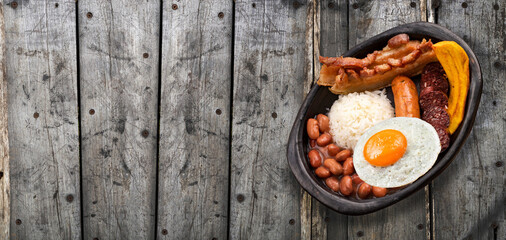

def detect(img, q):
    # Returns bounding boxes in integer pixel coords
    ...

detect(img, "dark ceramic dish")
[287,22,482,215]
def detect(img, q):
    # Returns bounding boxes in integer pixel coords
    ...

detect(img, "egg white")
[353,117,441,188]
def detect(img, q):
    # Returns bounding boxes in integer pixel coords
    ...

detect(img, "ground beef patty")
[422,106,450,128]
[419,87,449,110]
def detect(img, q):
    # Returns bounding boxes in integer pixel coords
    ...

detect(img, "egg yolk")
[363,129,407,167]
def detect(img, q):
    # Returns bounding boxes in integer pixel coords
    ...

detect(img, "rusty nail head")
[172,4,178,10]
[328,2,334,9]
[289,219,295,225]
[237,194,244,202]
[216,109,222,115]
[89,109,95,115]
[271,112,277,118]
[461,2,468,8]
[10,1,17,9]
[161,229,168,235]
[66,194,74,202]
[493,4,499,10]
[143,53,149,58]
[352,3,359,9]
[218,12,224,18]
[496,161,503,167]
[410,2,416,8]
[417,223,424,230]
[33,112,39,118]
[357,231,364,237]
[142,130,149,138]
[87,12,93,18]
[15,219,21,225]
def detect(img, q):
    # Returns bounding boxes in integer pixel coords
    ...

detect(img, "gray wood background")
[0,0,503,239]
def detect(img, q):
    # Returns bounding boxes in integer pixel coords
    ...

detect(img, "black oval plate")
[286,22,482,215]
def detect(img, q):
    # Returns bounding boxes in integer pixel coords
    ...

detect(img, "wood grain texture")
[0,3,8,239]
[313,1,348,239]
[229,0,307,239]
[433,1,505,239]
[78,1,160,239]
[5,0,81,239]
[156,1,232,239]
[346,1,427,239]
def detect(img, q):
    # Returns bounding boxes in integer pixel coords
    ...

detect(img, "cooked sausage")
[358,183,372,199]
[433,124,450,151]
[317,133,332,147]
[324,158,343,176]
[307,118,320,140]
[340,176,353,196]
[391,75,420,118]
[422,105,450,128]
[372,186,388,197]
[308,149,322,168]
[421,71,449,94]
[317,114,330,132]
[419,89,448,110]
[325,176,340,192]
[327,144,340,156]
[343,157,354,175]
[335,149,352,162]
[315,166,331,178]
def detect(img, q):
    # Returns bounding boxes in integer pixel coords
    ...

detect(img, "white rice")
[328,90,394,149]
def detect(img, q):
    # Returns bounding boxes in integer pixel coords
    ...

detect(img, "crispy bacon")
[318,34,438,94]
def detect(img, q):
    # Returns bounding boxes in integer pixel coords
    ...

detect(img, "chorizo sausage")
[391,75,420,118]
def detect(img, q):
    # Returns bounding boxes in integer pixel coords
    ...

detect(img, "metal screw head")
[172,4,178,10]
[289,219,295,225]
[352,3,359,9]
[143,53,149,58]
[10,1,17,9]
[410,2,416,8]
[15,219,22,225]
[417,223,424,230]
[86,12,93,18]
[89,109,95,115]
[252,3,256,8]
[495,161,503,167]
[494,61,501,68]
[237,194,244,202]
[493,4,499,10]
[271,112,277,118]
[33,112,39,118]
[161,229,168,235]
[218,12,224,18]
[324,217,330,222]
[293,1,300,8]
[215,109,222,115]
[461,2,468,8]
[66,194,74,203]
[328,2,335,9]
[357,231,364,237]
[141,130,149,138]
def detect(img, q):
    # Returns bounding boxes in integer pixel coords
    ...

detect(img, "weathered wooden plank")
[312,1,348,239]
[156,1,232,239]
[0,3,8,239]
[229,0,308,239]
[432,1,505,239]
[78,1,160,239]
[5,0,81,239]
[345,1,428,239]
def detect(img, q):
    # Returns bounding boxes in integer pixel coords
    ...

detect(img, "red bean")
[351,174,364,184]
[340,175,353,196]
[327,144,340,156]
[315,167,331,178]
[308,150,322,168]
[316,114,330,132]
[316,133,332,147]
[358,183,372,199]
[372,186,388,198]
[343,157,354,175]
[325,176,340,192]
[335,149,352,162]
[323,158,343,176]
[307,118,320,140]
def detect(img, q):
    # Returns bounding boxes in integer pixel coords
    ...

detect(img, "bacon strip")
[318,34,438,94]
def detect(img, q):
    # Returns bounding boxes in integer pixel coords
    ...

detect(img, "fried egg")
[354,117,441,188]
